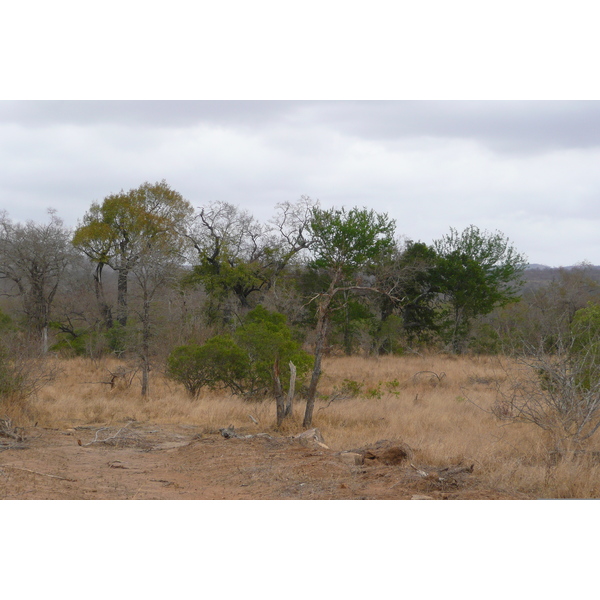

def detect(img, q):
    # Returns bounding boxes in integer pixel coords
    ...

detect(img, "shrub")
[166,306,313,399]
[0,330,57,415]
[234,306,313,395]
[495,303,600,455]
[166,335,250,398]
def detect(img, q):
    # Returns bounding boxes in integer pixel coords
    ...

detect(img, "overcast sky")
[2,100,600,267]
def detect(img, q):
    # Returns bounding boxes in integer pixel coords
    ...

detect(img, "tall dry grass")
[8,353,600,498]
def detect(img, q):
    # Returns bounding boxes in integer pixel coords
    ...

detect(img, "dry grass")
[9,353,600,498]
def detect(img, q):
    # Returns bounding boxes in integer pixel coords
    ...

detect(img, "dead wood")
[219,425,272,440]
[0,418,25,442]
[83,422,145,447]
[1,464,76,482]
[413,371,446,385]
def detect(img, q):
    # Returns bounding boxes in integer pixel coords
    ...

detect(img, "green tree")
[234,305,313,423]
[373,241,441,347]
[302,206,397,427]
[166,306,312,425]
[432,225,527,353]
[72,180,193,328]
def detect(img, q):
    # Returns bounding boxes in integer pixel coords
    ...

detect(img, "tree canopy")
[432,225,527,352]
[73,180,193,327]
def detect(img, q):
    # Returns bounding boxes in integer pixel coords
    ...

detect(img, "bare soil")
[0,421,532,500]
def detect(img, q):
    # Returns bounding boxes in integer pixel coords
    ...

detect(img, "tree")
[432,225,527,353]
[370,240,441,348]
[184,197,315,312]
[72,181,194,328]
[165,306,312,425]
[234,305,313,425]
[0,210,74,352]
[302,206,397,428]
[129,240,184,397]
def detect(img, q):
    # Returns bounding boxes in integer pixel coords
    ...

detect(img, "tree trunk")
[141,296,150,397]
[343,291,353,356]
[274,359,285,427]
[285,361,296,418]
[303,308,329,429]
[94,262,113,329]
[117,267,129,327]
[41,325,48,354]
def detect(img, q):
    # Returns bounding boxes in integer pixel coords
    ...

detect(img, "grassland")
[7,352,600,498]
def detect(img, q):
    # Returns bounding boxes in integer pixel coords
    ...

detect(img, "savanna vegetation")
[3,181,600,498]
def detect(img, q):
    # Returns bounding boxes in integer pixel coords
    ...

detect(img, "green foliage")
[432,225,527,352]
[50,327,93,357]
[166,336,250,398]
[106,323,131,356]
[73,180,193,261]
[185,198,314,309]
[73,180,193,327]
[365,384,383,399]
[166,306,313,398]
[234,306,313,394]
[468,323,502,355]
[340,378,363,397]
[393,241,441,343]
[373,314,405,355]
[330,298,377,355]
[570,302,600,390]
[308,206,396,276]
[385,379,401,396]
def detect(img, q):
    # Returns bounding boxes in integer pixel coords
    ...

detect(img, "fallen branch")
[410,463,429,478]
[1,465,76,482]
[0,418,25,442]
[413,371,446,384]
[84,422,136,446]
[219,425,271,440]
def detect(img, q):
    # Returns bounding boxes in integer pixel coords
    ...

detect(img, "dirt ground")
[0,421,531,500]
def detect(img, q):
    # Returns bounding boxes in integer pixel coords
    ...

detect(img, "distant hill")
[522,263,600,291]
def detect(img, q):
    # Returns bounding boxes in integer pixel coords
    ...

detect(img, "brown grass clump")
[10,353,600,498]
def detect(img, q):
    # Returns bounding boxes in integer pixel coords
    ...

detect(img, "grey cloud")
[3,101,600,155]
[309,101,600,153]
[0,100,303,130]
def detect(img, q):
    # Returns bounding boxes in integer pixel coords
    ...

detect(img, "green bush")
[166,306,313,399]
[166,335,250,398]
[234,306,313,395]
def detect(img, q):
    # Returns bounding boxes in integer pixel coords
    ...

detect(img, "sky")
[1,100,600,267]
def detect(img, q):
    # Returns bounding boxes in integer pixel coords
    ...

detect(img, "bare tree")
[0,210,73,352]
[129,238,184,397]
[494,303,600,457]
[185,197,315,310]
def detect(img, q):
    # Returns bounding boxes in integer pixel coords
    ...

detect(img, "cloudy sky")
[1,100,599,267]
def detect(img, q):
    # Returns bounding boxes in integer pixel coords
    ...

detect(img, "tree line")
[0,180,535,426]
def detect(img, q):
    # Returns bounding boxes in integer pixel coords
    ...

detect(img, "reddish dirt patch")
[0,422,531,500]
